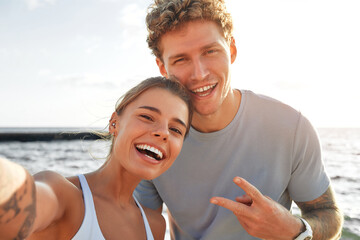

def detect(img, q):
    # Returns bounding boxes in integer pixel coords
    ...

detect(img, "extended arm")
[0,157,36,239]
[0,157,63,239]
[296,186,343,240]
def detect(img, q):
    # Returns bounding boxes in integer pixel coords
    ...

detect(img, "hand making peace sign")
[210,177,304,240]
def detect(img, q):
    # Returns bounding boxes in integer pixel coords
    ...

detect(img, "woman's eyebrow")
[139,105,161,114]
[139,105,187,129]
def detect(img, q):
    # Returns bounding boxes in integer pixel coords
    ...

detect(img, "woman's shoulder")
[34,170,84,188]
[33,171,82,193]
[29,171,85,238]
[143,206,166,240]
[33,171,84,219]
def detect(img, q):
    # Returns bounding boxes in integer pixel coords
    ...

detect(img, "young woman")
[0,76,193,240]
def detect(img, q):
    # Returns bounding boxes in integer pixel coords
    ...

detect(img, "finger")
[235,195,253,206]
[235,194,252,202]
[210,197,249,216]
[233,177,263,202]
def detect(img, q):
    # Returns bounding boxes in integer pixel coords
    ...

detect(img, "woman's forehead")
[131,87,187,112]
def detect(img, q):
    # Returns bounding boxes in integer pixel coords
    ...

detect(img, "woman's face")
[111,87,189,180]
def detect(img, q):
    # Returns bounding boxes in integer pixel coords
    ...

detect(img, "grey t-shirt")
[134,90,330,240]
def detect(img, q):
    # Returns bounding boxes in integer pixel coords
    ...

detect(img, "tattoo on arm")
[0,179,27,224]
[0,178,37,239]
[16,179,36,239]
[296,187,343,240]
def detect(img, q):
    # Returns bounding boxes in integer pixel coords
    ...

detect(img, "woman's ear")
[109,112,118,136]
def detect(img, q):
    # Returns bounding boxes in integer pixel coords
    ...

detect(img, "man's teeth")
[136,144,163,160]
[192,84,216,96]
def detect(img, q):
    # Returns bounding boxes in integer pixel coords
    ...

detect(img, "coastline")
[0,127,103,142]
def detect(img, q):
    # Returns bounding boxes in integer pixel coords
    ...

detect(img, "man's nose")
[191,58,209,81]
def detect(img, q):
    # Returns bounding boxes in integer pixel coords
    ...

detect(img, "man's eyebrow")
[200,42,221,50]
[139,105,188,129]
[168,53,186,60]
[168,42,221,60]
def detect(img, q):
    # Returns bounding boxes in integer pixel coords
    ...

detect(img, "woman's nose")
[152,125,169,141]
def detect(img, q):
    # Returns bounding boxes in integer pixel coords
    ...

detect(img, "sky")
[0,0,359,129]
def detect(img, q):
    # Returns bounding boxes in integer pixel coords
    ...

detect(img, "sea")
[0,127,359,239]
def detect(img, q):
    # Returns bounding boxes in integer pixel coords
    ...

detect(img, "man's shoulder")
[237,89,306,136]
[241,89,300,117]
[241,90,294,108]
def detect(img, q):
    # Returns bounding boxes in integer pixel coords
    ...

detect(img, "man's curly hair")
[146,0,233,59]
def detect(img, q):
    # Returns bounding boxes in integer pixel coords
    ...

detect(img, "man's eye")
[206,49,216,55]
[173,58,185,64]
[140,114,153,121]
[170,127,183,135]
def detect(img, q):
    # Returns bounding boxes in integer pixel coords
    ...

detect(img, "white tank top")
[72,174,154,240]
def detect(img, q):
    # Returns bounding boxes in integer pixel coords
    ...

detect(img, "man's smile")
[191,83,217,97]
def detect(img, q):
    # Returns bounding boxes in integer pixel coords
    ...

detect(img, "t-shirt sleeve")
[134,180,163,210]
[288,114,330,202]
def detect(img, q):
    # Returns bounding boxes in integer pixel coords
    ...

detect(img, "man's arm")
[210,177,343,240]
[296,186,343,240]
[134,179,164,212]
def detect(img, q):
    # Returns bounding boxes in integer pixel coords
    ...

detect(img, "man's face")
[156,20,237,117]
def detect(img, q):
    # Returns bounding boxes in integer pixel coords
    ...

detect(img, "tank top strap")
[133,195,155,240]
[72,174,105,240]
[78,174,96,214]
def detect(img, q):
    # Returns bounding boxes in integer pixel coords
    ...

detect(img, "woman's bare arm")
[0,157,64,239]
[0,157,37,239]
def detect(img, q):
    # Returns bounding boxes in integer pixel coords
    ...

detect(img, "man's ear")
[230,37,237,64]
[156,58,169,78]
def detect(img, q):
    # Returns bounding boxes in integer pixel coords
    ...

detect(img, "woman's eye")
[140,114,153,121]
[170,127,183,136]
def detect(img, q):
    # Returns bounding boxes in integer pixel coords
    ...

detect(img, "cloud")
[38,69,52,76]
[118,3,146,31]
[85,43,100,55]
[54,73,117,89]
[273,80,309,91]
[24,0,56,10]
[117,3,148,50]
[0,48,8,56]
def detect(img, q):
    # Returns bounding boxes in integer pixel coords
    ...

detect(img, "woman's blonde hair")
[146,0,233,59]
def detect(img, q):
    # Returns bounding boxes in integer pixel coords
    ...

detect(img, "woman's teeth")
[136,144,164,160]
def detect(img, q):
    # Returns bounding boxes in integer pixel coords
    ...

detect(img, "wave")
[331,176,358,182]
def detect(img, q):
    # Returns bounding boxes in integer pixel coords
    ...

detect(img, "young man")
[134,0,343,239]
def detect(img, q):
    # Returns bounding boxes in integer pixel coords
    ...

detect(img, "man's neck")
[191,89,241,133]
